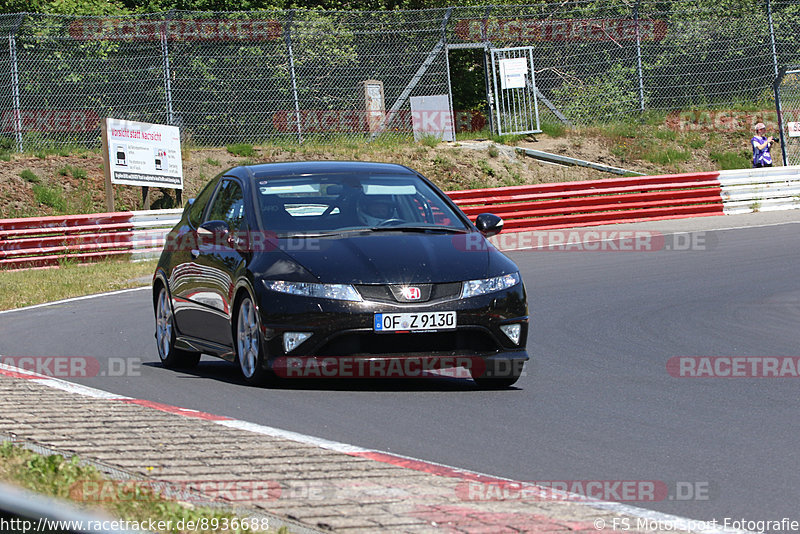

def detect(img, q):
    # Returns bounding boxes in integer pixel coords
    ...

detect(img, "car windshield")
[254,172,469,236]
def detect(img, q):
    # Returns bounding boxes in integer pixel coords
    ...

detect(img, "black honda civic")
[152,161,529,388]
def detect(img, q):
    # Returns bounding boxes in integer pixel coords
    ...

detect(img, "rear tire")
[155,287,201,369]
[235,296,270,386]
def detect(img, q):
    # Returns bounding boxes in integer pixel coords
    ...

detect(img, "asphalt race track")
[2,217,799,526]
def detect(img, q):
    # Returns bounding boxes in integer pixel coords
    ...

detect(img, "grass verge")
[0,442,277,533]
[0,258,157,311]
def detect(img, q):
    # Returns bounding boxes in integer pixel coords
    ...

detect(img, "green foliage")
[654,129,677,141]
[552,64,640,123]
[226,143,257,157]
[20,169,40,184]
[477,159,495,177]
[33,183,68,212]
[540,121,566,138]
[686,135,707,149]
[431,154,453,168]
[205,157,220,166]
[27,0,128,15]
[490,133,525,145]
[420,134,441,148]
[487,144,499,158]
[0,442,278,534]
[501,161,524,186]
[641,111,669,127]
[56,165,87,180]
[710,150,751,170]
[643,147,691,165]
[600,121,640,139]
[448,48,487,113]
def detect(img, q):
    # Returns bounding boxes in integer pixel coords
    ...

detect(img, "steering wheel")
[376,218,405,227]
[321,204,339,217]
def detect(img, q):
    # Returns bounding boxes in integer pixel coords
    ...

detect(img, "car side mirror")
[197,220,230,242]
[475,213,504,238]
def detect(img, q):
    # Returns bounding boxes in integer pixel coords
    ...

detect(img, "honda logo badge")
[402,286,421,300]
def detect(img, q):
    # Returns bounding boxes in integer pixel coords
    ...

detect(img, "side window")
[206,180,246,231]
[188,177,220,228]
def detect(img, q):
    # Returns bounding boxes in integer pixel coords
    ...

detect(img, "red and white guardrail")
[718,166,800,214]
[0,209,182,269]
[2,167,799,270]
[449,171,725,230]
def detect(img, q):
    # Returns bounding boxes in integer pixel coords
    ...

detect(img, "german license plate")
[374,311,456,332]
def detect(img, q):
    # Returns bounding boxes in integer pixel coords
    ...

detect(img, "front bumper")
[254,281,529,373]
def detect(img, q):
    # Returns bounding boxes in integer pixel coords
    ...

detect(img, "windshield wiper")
[367,225,467,234]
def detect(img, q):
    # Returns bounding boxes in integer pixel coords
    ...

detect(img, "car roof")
[226,161,418,181]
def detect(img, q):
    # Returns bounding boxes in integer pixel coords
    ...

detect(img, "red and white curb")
[0,359,748,534]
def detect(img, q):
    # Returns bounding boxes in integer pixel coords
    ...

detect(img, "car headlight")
[263,280,363,302]
[461,272,520,299]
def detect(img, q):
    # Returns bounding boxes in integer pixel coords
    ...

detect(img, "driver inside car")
[357,194,399,226]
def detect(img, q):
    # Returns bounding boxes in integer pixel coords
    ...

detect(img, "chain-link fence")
[775,67,800,166]
[2,1,799,151]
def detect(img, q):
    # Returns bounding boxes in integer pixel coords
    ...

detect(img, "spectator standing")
[751,122,774,168]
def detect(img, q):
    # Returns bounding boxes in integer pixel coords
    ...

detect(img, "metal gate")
[774,66,800,166]
[489,47,541,136]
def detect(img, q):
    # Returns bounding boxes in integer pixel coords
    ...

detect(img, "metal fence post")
[443,10,455,141]
[8,15,23,153]
[634,0,646,116]
[285,10,303,144]
[482,6,495,135]
[766,0,779,79]
[161,13,174,126]
[774,66,788,166]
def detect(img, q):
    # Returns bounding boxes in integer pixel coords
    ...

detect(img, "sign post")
[101,118,183,211]
[363,80,385,134]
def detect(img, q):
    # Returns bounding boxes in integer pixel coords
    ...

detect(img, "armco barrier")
[0,209,182,269]
[719,167,800,215]
[448,172,725,231]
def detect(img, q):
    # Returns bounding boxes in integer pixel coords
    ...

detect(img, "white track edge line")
[0,362,131,400]
[215,419,369,454]
[0,286,149,315]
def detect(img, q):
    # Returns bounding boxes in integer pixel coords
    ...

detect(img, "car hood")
[274,232,495,285]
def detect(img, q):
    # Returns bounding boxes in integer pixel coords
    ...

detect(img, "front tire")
[155,287,200,369]
[236,296,270,386]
